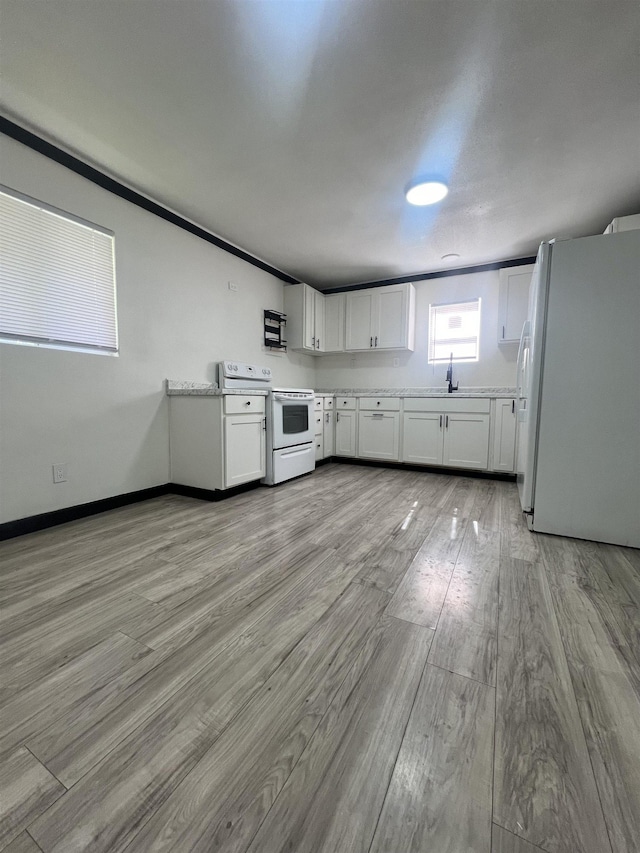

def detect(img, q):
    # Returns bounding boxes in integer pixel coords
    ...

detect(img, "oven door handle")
[273,393,314,402]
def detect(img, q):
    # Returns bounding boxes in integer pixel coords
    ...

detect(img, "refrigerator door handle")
[516,321,527,398]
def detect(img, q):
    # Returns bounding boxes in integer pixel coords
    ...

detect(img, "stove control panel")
[219,361,272,386]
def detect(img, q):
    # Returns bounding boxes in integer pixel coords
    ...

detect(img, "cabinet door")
[323,411,335,457]
[498,265,534,343]
[401,412,444,465]
[345,291,374,350]
[357,412,400,461]
[375,284,414,350]
[313,289,325,352]
[224,414,266,487]
[323,293,345,353]
[335,410,357,456]
[442,413,490,470]
[491,399,517,472]
[303,284,317,350]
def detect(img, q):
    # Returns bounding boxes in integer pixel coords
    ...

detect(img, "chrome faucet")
[446,353,458,393]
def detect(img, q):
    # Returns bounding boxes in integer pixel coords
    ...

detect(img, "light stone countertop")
[166,380,268,397]
[167,380,515,399]
[315,387,517,398]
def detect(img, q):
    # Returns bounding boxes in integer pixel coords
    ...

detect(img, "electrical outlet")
[52,463,67,483]
[228,280,238,292]
[393,357,400,367]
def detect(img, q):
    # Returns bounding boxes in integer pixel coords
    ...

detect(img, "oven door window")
[282,404,309,434]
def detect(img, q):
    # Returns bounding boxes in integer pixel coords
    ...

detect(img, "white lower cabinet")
[401,398,490,471]
[170,394,266,490]
[322,411,335,457]
[357,397,401,461]
[335,401,357,457]
[402,412,443,465]
[442,413,490,470]
[358,412,400,460]
[313,404,324,461]
[224,413,267,486]
[491,398,517,472]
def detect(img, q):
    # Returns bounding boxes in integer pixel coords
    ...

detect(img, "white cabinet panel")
[442,413,490,470]
[284,283,325,354]
[402,412,443,465]
[498,265,534,343]
[224,413,266,487]
[358,412,400,461]
[323,293,345,353]
[322,410,335,457]
[377,285,412,349]
[491,399,517,472]
[335,410,357,456]
[345,291,374,350]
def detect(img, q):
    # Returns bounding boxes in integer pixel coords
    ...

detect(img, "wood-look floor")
[1,463,638,853]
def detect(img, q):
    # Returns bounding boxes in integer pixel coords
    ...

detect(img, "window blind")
[428,298,480,363]
[0,187,118,354]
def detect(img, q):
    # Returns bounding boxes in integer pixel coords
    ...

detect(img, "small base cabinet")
[313,397,324,461]
[401,398,490,470]
[335,397,357,457]
[170,394,266,491]
[357,397,400,461]
[490,398,517,472]
[322,396,335,458]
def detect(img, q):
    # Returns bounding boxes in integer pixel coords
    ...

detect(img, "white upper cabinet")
[323,292,345,353]
[498,265,534,344]
[345,283,416,352]
[284,283,325,354]
[345,290,374,350]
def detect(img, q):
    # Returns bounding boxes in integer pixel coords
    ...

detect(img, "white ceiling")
[1,0,639,290]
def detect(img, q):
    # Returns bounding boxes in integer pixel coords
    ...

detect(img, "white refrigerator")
[516,229,640,548]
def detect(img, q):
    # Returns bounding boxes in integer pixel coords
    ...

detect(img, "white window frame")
[0,185,118,356]
[428,298,481,364]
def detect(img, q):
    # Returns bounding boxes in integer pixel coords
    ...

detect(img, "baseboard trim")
[169,481,262,502]
[0,485,172,541]
[331,456,517,481]
[0,480,268,540]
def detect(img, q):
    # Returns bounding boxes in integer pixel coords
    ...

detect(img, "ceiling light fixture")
[405,179,448,206]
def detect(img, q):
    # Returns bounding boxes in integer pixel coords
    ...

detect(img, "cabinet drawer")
[359,397,401,412]
[336,396,357,410]
[223,394,265,415]
[403,397,490,414]
[314,413,324,435]
[323,397,334,410]
[314,397,323,411]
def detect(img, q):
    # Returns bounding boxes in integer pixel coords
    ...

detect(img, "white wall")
[0,136,315,524]
[314,271,519,390]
